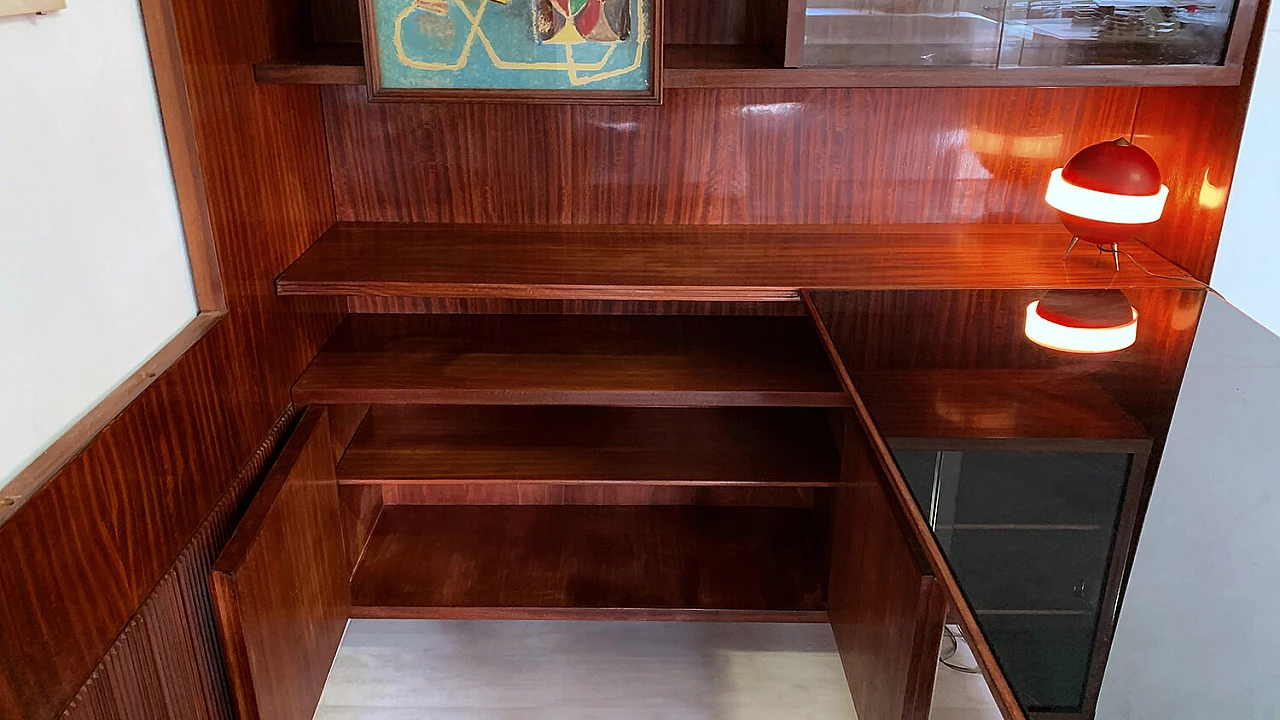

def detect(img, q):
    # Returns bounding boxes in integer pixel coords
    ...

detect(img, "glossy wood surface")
[338,405,840,487]
[804,292,1025,720]
[350,505,828,619]
[343,296,807,315]
[852,370,1148,442]
[277,224,1196,300]
[61,409,293,720]
[828,417,947,720]
[293,314,849,407]
[254,43,1243,87]
[320,85,1141,224]
[380,483,824,507]
[212,410,349,720]
[0,0,339,713]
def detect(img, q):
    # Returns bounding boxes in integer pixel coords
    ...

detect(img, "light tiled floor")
[314,620,1003,720]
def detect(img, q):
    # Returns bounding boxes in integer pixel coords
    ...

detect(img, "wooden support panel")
[293,314,850,407]
[350,505,828,619]
[338,405,840,487]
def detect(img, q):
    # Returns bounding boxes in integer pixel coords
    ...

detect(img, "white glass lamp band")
[1024,301,1139,354]
[1044,169,1169,225]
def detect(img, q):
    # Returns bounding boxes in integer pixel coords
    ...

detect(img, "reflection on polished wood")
[277,224,1196,300]
[350,505,828,620]
[293,314,850,407]
[338,405,840,487]
[853,369,1148,442]
[320,84,1140,224]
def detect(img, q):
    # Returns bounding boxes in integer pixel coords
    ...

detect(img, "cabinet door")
[212,408,350,720]
[830,419,947,720]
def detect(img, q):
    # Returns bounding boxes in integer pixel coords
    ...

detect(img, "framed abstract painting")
[359,0,661,103]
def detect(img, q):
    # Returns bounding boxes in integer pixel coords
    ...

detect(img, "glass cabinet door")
[801,0,1239,67]
[893,448,1132,713]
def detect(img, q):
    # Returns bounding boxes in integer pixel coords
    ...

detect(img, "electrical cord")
[939,625,982,675]
[1116,245,1203,285]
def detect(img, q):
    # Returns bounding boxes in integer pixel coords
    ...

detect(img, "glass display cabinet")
[801,0,1245,67]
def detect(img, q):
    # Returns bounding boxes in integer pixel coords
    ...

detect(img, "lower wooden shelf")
[337,405,841,487]
[350,505,829,621]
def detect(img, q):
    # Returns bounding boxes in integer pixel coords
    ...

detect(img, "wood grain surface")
[350,505,828,618]
[379,483,825,507]
[337,405,840,486]
[276,223,1197,300]
[319,85,1139,225]
[828,416,947,720]
[212,410,349,720]
[851,370,1148,442]
[293,314,850,407]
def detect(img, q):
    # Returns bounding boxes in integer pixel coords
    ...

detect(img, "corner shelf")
[275,223,1199,302]
[253,42,1243,89]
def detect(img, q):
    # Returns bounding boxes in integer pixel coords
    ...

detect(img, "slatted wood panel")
[60,409,295,720]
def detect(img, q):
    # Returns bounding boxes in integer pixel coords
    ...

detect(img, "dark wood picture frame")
[358,0,663,103]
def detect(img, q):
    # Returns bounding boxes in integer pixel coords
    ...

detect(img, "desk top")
[811,287,1280,718]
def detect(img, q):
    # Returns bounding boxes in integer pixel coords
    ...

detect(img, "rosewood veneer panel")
[350,505,828,619]
[339,405,840,487]
[212,410,349,720]
[321,86,1139,225]
[380,483,823,507]
[277,224,1196,300]
[293,314,850,407]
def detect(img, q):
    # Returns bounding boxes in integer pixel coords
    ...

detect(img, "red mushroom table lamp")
[1045,138,1169,271]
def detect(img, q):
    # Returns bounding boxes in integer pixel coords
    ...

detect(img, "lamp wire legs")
[1062,236,1123,272]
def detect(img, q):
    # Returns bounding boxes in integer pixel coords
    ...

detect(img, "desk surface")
[812,287,1280,719]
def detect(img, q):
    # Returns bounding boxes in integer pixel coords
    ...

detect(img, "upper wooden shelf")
[276,223,1198,302]
[253,43,1243,89]
[293,314,850,407]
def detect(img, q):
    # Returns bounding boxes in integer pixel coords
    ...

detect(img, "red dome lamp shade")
[1025,289,1139,354]
[1045,138,1169,270]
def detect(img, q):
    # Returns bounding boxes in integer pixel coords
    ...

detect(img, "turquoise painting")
[371,0,652,92]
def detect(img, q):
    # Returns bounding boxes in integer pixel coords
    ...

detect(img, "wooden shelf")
[350,505,828,620]
[338,405,840,487]
[276,223,1198,301]
[853,369,1149,443]
[253,43,1242,88]
[293,314,850,407]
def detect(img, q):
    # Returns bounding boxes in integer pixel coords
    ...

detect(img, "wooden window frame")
[0,0,226,523]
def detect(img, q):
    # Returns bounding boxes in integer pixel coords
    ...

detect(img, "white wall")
[1096,294,1280,718]
[1212,7,1280,335]
[0,0,198,488]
